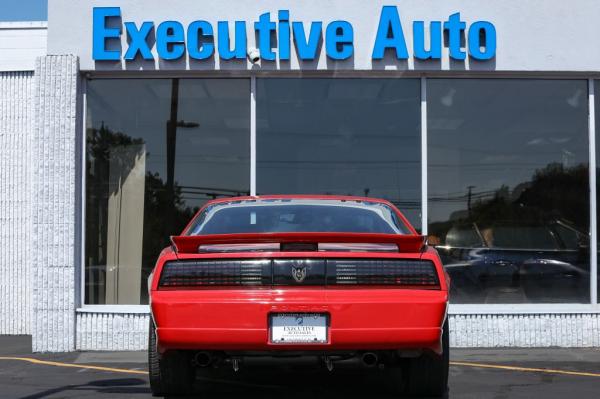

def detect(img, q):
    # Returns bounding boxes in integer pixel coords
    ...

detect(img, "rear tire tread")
[406,319,449,397]
[148,320,194,397]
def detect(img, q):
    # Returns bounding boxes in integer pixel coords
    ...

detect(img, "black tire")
[406,319,449,397]
[148,319,195,397]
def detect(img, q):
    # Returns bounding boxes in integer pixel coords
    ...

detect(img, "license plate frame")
[269,313,329,344]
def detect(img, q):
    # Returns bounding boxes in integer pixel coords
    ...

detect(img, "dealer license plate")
[270,313,328,344]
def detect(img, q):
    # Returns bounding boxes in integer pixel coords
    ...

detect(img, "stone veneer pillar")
[32,55,81,352]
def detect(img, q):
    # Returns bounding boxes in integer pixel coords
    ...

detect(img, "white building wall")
[0,22,47,72]
[450,314,600,348]
[0,71,34,335]
[73,312,600,350]
[49,0,600,72]
[76,312,149,351]
[21,54,600,350]
[0,0,596,351]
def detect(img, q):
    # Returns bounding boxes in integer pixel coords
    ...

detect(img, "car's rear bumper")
[151,288,448,353]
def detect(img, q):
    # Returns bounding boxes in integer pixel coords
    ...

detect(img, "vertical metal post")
[589,79,597,305]
[420,77,428,235]
[80,77,88,308]
[250,75,257,196]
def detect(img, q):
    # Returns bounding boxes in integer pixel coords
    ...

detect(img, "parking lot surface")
[1,336,599,398]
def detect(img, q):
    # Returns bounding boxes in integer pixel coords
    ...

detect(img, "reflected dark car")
[432,220,590,303]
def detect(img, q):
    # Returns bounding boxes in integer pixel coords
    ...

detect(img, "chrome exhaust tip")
[361,352,378,367]
[194,351,213,367]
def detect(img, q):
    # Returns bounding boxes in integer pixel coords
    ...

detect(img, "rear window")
[187,199,411,235]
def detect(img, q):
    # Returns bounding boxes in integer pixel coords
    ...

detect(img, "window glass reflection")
[85,79,250,304]
[428,79,589,303]
[256,78,422,229]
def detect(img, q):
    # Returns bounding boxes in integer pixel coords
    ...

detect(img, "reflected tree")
[86,124,197,304]
[139,171,197,303]
[430,162,589,241]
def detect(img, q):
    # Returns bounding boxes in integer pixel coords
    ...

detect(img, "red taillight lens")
[326,259,439,287]
[158,259,271,288]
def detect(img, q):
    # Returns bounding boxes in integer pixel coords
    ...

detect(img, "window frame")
[76,74,600,314]
[423,76,597,309]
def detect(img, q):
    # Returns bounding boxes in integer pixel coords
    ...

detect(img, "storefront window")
[256,78,422,229]
[428,79,590,304]
[85,79,250,304]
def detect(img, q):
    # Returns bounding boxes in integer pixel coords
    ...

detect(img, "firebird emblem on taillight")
[291,266,307,283]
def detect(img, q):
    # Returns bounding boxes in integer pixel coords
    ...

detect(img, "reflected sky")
[86,79,251,209]
[256,78,422,229]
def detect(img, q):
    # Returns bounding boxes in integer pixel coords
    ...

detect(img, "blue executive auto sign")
[93,6,496,62]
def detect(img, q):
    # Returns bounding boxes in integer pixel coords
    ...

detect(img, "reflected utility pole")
[166,78,180,235]
[467,185,475,217]
[165,79,199,234]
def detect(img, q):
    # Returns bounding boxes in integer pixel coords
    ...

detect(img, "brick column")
[32,55,81,352]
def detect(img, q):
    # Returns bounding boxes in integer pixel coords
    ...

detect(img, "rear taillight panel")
[159,259,271,287]
[158,258,439,289]
[327,259,439,287]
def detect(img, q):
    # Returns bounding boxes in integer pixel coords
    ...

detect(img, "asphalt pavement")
[1,336,599,398]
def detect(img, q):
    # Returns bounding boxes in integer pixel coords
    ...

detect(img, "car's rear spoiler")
[170,233,426,254]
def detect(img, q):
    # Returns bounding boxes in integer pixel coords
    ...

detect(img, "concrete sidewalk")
[0,336,599,398]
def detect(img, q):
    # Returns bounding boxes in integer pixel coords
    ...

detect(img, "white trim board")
[75,304,600,316]
[450,304,600,315]
[77,305,150,314]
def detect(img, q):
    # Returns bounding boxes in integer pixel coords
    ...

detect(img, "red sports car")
[148,195,449,397]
